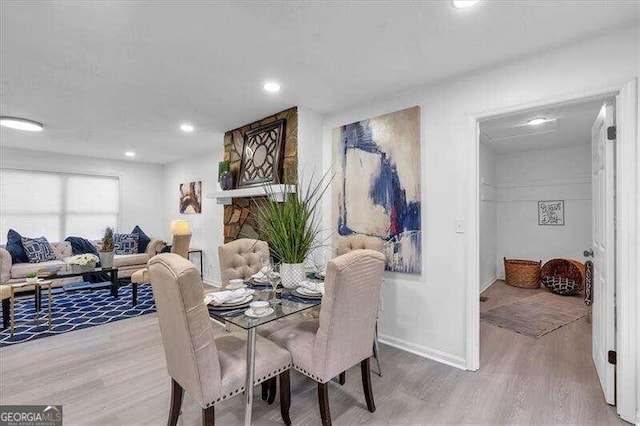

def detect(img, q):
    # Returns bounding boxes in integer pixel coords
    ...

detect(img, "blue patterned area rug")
[0,284,155,347]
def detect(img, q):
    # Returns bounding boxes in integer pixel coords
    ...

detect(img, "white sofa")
[0,239,163,292]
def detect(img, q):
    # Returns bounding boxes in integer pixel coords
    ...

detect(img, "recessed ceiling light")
[180,123,194,133]
[125,151,136,158]
[0,116,44,132]
[452,0,481,9]
[263,81,281,93]
[527,118,549,126]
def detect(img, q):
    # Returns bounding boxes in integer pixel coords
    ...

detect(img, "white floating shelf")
[206,184,295,205]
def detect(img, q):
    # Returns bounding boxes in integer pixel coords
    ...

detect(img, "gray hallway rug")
[480,292,588,338]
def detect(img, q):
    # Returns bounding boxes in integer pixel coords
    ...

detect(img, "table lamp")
[170,219,190,235]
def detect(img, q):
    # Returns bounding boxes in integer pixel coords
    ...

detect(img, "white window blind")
[0,169,119,244]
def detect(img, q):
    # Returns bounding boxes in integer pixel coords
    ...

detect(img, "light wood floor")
[0,281,624,425]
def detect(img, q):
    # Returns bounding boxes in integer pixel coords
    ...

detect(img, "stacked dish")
[206,289,254,311]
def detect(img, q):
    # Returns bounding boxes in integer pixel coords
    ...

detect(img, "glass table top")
[208,288,321,330]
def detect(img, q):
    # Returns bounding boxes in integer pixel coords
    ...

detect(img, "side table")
[188,248,204,278]
[10,280,53,337]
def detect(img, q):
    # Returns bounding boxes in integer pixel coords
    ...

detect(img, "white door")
[590,101,615,405]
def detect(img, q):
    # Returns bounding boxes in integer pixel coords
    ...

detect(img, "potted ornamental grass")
[98,227,115,268]
[253,171,332,288]
[26,272,39,284]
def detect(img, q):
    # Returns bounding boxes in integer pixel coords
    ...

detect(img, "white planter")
[26,277,39,284]
[99,251,114,269]
[71,262,97,274]
[280,262,306,289]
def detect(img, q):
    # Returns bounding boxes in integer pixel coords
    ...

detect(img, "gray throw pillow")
[21,236,56,263]
[114,233,139,255]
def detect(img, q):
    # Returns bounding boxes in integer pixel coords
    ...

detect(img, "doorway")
[475,93,625,423]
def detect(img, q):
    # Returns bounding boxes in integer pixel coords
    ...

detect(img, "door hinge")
[607,126,617,140]
[608,350,617,365]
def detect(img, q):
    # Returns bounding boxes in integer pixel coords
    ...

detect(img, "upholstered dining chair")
[268,249,386,426]
[148,253,293,426]
[337,234,385,377]
[218,238,270,288]
[130,233,192,301]
[217,238,303,402]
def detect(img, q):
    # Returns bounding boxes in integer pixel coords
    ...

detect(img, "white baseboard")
[480,277,497,293]
[378,333,466,371]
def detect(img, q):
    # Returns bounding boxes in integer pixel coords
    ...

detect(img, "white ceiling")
[480,98,607,154]
[1,1,638,164]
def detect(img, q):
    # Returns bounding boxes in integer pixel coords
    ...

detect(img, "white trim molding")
[480,277,497,294]
[378,333,466,371]
[614,78,638,424]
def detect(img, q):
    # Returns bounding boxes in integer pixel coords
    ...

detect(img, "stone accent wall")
[223,107,298,242]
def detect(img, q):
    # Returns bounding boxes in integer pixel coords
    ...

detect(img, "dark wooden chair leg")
[279,370,292,426]
[2,298,9,329]
[168,379,184,426]
[360,358,376,413]
[202,406,214,426]
[338,372,346,385]
[261,382,269,401]
[318,382,331,426]
[267,377,277,404]
[132,283,138,307]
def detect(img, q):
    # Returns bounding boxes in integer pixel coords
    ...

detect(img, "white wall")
[162,138,225,285]
[1,147,165,239]
[479,142,497,290]
[320,24,639,369]
[494,145,592,278]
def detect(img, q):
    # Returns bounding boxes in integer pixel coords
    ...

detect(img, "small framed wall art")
[179,181,202,214]
[538,200,564,226]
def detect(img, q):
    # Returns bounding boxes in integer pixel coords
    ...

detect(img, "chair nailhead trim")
[207,364,292,407]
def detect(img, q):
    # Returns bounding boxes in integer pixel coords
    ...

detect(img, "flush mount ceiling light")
[263,81,281,93]
[527,117,550,126]
[452,0,481,8]
[0,116,44,132]
[125,151,136,158]
[180,123,194,133]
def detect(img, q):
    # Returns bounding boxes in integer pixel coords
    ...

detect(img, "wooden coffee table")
[10,280,53,337]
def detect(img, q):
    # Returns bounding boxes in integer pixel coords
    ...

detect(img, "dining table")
[207,280,322,426]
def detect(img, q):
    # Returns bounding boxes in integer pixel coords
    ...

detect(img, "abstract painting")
[179,181,202,214]
[538,200,564,226]
[332,106,421,274]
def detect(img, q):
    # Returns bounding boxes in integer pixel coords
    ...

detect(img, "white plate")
[210,294,253,307]
[226,282,246,290]
[297,287,322,296]
[244,307,275,318]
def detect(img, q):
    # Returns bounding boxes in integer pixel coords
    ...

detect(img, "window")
[0,169,119,244]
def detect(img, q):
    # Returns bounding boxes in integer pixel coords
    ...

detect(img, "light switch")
[455,218,465,233]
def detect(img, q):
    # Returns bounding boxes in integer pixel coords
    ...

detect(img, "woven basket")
[504,258,541,289]
[541,259,585,291]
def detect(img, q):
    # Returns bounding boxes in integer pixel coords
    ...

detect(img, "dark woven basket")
[504,258,541,289]
[541,259,585,291]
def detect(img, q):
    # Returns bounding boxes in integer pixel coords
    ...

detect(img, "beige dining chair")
[131,233,192,291]
[337,234,385,378]
[148,253,293,426]
[218,238,269,288]
[268,249,386,426]
[218,238,303,402]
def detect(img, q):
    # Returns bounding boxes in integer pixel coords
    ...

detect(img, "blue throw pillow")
[21,236,56,263]
[131,225,151,253]
[6,229,29,264]
[114,233,139,255]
